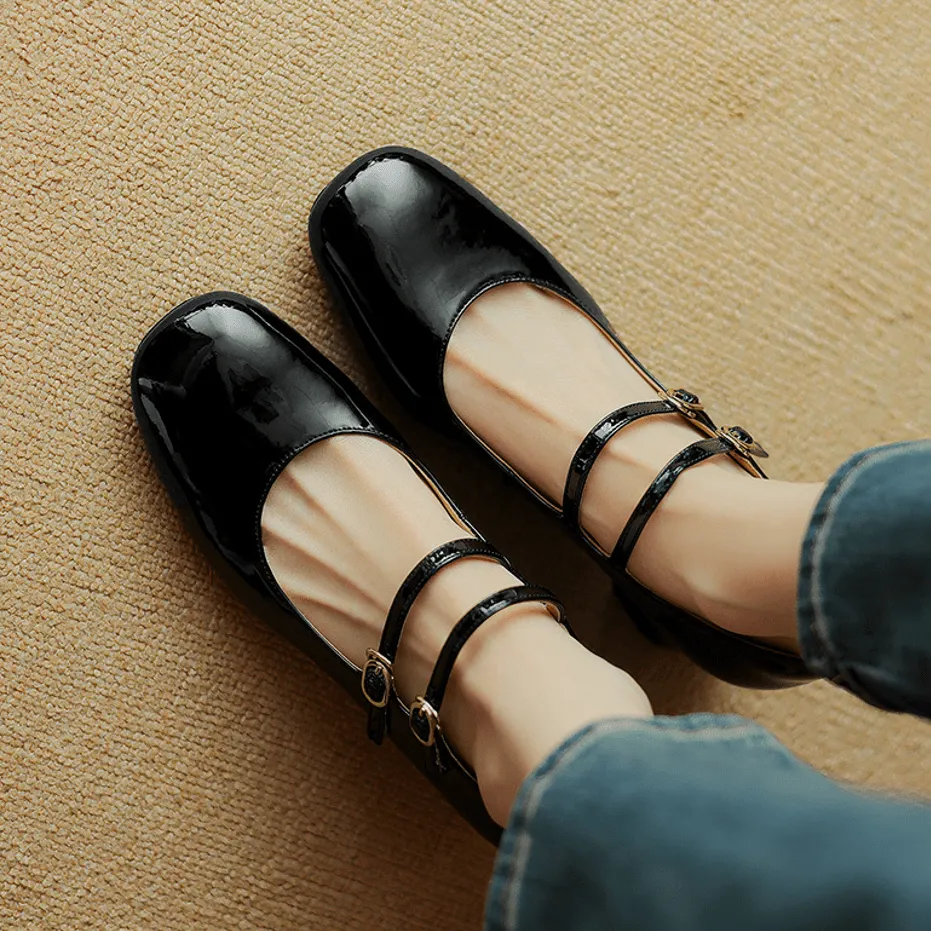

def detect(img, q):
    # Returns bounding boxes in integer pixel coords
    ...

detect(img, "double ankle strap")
[562,387,769,570]
[360,537,567,763]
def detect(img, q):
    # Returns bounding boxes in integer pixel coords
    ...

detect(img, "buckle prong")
[718,425,769,459]
[661,387,705,418]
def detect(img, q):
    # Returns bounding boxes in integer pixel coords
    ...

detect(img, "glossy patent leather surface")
[309,146,615,421]
[309,149,814,690]
[609,438,733,573]
[132,292,397,597]
[131,291,504,843]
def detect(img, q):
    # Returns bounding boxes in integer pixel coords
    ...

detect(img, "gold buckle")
[409,696,440,747]
[361,649,393,708]
[661,387,704,418]
[717,425,769,459]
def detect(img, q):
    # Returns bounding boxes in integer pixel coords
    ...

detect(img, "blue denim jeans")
[486,441,931,931]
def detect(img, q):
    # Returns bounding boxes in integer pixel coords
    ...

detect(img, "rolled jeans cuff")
[797,440,931,715]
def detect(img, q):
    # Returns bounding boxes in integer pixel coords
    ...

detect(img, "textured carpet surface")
[3,1,931,928]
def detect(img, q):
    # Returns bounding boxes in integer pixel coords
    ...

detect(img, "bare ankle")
[624,470,823,644]
[445,617,654,825]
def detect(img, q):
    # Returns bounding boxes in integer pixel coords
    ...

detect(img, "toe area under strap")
[562,400,677,534]
[608,436,731,575]
[364,537,507,745]
[409,585,567,752]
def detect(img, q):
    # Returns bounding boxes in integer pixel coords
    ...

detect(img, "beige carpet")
[3,1,931,927]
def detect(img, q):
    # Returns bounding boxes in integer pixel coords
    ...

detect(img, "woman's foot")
[262,434,653,825]
[445,283,824,649]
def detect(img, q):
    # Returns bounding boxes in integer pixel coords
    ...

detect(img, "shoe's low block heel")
[614,582,673,647]
[614,576,812,689]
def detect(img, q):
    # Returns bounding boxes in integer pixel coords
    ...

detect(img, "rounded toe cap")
[132,292,262,402]
[308,147,444,259]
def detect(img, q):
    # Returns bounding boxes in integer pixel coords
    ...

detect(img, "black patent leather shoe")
[309,147,814,690]
[131,291,570,844]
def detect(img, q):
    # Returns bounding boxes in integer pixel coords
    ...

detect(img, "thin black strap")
[409,585,566,747]
[563,400,676,532]
[362,537,506,744]
[609,437,730,573]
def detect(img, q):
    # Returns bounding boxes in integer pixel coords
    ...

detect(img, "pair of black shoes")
[132,147,813,844]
